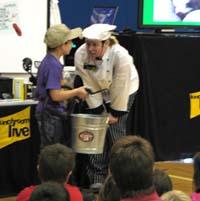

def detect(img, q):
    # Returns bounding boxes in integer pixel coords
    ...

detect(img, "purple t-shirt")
[35,53,64,112]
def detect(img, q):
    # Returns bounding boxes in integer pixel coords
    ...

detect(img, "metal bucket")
[70,114,109,154]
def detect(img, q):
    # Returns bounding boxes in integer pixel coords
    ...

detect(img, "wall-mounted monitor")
[139,0,200,30]
[90,6,119,25]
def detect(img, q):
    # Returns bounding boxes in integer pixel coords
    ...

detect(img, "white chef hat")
[82,24,117,41]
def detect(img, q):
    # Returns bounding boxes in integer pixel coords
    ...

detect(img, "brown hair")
[110,135,154,198]
[38,143,75,183]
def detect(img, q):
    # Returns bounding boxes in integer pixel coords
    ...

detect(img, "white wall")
[0,0,48,73]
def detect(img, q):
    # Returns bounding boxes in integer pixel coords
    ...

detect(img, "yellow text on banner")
[190,91,200,119]
[0,107,31,149]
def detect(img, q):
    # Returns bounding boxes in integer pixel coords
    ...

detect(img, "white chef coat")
[75,43,139,112]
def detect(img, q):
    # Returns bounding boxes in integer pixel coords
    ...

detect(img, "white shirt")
[183,10,200,21]
[154,0,181,21]
[75,43,139,112]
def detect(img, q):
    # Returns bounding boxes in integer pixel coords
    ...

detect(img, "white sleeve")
[110,49,134,111]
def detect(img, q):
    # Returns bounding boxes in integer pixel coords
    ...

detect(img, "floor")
[154,160,193,195]
[0,197,16,201]
[0,161,193,201]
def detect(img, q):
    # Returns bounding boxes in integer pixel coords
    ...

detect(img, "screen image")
[139,0,200,28]
[90,6,118,25]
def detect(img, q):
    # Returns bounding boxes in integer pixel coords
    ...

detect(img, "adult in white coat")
[74,24,139,189]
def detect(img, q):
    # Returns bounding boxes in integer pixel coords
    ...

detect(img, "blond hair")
[108,36,119,46]
[161,190,191,201]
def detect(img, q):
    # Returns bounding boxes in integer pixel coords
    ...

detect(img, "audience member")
[30,182,69,201]
[161,190,191,201]
[98,175,120,201]
[81,190,96,201]
[17,143,83,201]
[109,135,162,201]
[153,168,173,196]
[191,152,200,201]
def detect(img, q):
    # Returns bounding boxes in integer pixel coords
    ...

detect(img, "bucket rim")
[70,113,108,119]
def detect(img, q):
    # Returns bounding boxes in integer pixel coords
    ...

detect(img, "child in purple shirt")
[35,24,88,148]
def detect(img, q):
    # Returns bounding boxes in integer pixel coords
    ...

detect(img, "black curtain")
[130,33,200,161]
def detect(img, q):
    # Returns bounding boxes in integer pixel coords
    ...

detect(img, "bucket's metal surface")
[71,114,108,154]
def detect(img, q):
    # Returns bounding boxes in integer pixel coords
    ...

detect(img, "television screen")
[139,0,200,29]
[90,6,119,25]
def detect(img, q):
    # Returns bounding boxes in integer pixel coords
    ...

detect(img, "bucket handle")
[106,117,109,124]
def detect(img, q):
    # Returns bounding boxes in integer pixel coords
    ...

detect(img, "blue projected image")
[90,6,119,25]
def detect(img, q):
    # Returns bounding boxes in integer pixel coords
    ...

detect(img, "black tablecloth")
[0,105,40,197]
